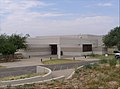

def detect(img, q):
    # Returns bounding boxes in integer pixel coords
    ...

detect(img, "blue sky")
[0,0,119,36]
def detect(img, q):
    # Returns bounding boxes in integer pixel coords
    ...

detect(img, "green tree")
[0,34,28,61]
[9,34,28,50]
[103,26,120,50]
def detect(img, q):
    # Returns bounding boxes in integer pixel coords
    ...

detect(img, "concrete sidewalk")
[52,69,74,79]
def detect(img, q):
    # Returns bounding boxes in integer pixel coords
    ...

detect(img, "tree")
[0,34,28,61]
[9,34,28,50]
[103,26,120,50]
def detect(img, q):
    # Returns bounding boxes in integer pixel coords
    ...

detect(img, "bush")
[109,58,117,67]
[92,63,99,69]
[84,63,99,69]
[99,58,108,64]
[84,64,93,69]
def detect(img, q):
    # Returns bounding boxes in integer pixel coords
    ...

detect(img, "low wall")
[36,66,50,74]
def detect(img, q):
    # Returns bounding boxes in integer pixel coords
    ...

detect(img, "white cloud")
[85,2,113,8]
[97,3,112,7]
[0,0,54,15]
[0,0,118,36]
[1,14,118,36]
[31,12,66,17]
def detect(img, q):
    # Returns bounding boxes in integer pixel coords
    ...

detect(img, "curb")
[0,66,52,87]
[0,76,65,87]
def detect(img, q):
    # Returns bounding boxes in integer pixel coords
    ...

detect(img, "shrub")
[84,64,93,69]
[109,58,117,67]
[83,63,99,70]
[75,69,80,74]
[92,63,99,69]
[99,58,108,64]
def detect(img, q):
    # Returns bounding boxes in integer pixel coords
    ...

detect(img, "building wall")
[24,36,60,57]
[59,35,103,56]
[22,35,104,57]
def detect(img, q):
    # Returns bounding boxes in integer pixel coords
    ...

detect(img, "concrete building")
[22,34,107,59]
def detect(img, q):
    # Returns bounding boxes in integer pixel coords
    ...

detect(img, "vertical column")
[57,44,61,59]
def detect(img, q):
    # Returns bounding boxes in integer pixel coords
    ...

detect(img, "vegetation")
[103,26,120,50]
[89,54,119,67]
[99,58,108,64]
[89,54,114,59]
[42,59,80,64]
[0,65,6,68]
[0,34,29,62]
[109,58,117,67]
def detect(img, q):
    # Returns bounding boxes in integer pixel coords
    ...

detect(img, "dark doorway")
[50,45,57,55]
[83,44,92,52]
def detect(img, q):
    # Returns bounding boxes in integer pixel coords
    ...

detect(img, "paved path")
[52,69,74,78]
[0,60,99,87]
[0,57,99,87]
[0,69,74,87]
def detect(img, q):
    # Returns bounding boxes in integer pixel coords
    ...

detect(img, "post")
[57,44,61,59]
[41,59,42,62]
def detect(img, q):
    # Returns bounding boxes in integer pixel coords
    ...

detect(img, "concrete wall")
[24,36,60,57]
[60,35,103,56]
[22,35,104,57]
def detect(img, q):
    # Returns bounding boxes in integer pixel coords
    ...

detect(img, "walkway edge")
[0,76,65,87]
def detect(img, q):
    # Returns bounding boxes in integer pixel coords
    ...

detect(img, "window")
[83,44,92,52]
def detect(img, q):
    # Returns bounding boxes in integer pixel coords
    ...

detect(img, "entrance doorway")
[50,45,57,55]
[83,44,92,52]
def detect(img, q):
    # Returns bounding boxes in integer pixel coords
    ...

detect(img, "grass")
[89,54,115,59]
[42,59,80,64]
[0,65,6,68]
[0,73,46,81]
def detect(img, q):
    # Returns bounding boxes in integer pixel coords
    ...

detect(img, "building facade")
[21,35,107,58]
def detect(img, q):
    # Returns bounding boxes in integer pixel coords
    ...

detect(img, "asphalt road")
[0,60,98,78]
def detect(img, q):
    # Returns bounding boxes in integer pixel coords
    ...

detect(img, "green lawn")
[88,54,115,60]
[42,59,80,64]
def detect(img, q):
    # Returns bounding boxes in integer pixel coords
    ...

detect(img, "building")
[21,34,107,59]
